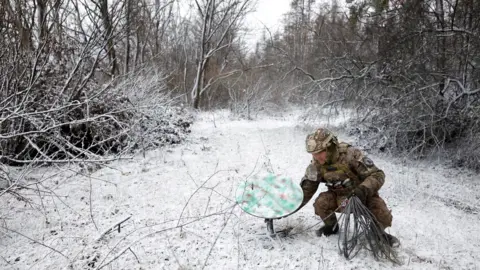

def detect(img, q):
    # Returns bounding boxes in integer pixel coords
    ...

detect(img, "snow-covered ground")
[1,109,479,270]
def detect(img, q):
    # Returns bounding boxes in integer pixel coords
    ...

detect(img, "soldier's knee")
[313,192,337,216]
[369,202,393,228]
[379,209,393,228]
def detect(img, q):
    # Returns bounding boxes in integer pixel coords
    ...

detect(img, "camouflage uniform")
[300,128,393,232]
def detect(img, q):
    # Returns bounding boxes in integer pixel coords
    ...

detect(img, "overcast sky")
[244,0,292,50]
[248,0,291,31]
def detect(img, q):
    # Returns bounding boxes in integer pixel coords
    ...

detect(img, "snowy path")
[1,110,479,269]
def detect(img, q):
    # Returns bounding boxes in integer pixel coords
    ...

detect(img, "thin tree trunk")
[36,0,47,45]
[192,0,213,109]
[435,0,446,95]
[13,1,31,50]
[124,0,131,75]
[99,0,118,76]
[134,30,140,67]
[53,0,62,61]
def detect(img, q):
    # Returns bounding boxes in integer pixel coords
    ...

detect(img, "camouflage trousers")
[313,190,393,229]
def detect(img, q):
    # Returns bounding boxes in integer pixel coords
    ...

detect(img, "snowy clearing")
[1,110,479,270]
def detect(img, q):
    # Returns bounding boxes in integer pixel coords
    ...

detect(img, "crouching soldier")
[298,128,399,247]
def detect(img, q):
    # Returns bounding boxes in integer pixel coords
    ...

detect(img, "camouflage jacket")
[300,142,385,205]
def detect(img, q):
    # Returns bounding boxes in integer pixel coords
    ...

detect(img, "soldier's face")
[312,150,327,164]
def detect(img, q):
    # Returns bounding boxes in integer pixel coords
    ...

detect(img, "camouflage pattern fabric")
[300,142,393,229]
[305,128,338,153]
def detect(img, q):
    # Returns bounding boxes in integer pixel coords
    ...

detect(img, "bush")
[347,83,480,171]
[0,66,192,165]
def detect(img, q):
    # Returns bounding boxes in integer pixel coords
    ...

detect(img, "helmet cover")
[305,128,337,153]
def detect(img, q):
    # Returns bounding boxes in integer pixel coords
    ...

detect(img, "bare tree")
[190,0,253,109]
[242,0,480,168]
[0,0,192,165]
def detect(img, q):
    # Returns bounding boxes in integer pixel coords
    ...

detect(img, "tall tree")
[190,0,253,109]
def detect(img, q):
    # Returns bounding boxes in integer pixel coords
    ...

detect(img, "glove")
[351,185,370,205]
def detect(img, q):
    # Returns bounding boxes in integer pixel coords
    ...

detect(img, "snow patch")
[1,109,479,269]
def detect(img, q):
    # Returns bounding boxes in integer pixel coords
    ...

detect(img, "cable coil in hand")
[338,196,401,264]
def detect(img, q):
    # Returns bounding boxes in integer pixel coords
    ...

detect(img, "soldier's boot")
[316,213,338,237]
[315,223,339,237]
[383,232,400,248]
[373,222,400,248]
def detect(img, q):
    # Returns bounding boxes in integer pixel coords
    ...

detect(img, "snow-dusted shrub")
[113,69,193,151]
[346,82,480,171]
[452,128,480,172]
[0,65,192,164]
[302,77,480,171]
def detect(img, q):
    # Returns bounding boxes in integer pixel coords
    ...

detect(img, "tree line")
[256,0,480,170]
[1,0,479,170]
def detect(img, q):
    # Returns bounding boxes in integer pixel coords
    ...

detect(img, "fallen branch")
[96,216,132,242]
[95,205,236,270]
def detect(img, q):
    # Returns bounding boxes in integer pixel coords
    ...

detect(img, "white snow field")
[1,109,479,270]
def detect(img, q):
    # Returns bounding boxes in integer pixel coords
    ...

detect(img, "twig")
[177,162,232,226]
[1,226,69,259]
[89,175,98,230]
[203,182,221,215]
[66,167,117,186]
[96,216,132,242]
[128,248,140,264]
[95,205,236,270]
[201,205,236,270]
[35,183,49,224]
[167,236,183,268]
[0,255,11,265]
[36,182,82,216]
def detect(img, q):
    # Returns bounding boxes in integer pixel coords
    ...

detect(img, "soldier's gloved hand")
[351,185,370,205]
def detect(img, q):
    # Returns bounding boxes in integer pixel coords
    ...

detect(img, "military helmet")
[305,128,338,153]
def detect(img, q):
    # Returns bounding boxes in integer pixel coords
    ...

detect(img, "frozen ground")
[1,109,479,270]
